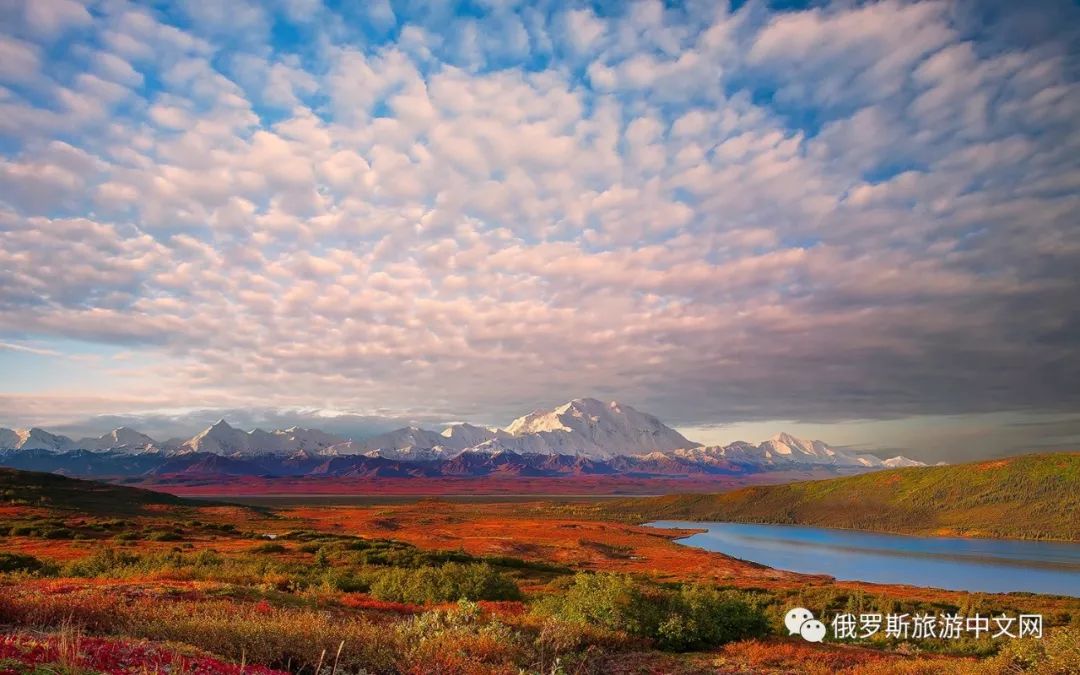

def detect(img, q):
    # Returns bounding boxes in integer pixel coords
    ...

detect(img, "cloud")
[0,35,41,83]
[21,0,92,39]
[564,8,605,53]
[0,341,63,356]
[0,0,1077,460]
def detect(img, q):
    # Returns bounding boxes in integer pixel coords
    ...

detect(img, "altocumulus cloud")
[0,0,1077,431]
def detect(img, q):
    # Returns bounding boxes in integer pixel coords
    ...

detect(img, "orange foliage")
[338,593,420,614]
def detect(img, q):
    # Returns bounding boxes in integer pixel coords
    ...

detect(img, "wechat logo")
[785,607,827,643]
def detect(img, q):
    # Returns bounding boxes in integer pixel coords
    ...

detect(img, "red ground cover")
[138,470,842,497]
[0,632,286,674]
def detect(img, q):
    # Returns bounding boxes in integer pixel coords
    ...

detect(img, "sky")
[0,0,1078,462]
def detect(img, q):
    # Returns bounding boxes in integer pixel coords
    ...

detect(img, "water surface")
[647,521,1080,596]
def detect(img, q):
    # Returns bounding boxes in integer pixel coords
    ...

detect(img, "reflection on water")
[646,521,1080,596]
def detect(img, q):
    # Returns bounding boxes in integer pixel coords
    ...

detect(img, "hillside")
[616,452,1080,541]
[0,468,194,515]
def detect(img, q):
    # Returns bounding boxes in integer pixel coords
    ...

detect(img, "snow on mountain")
[883,456,925,468]
[0,427,76,452]
[76,427,160,453]
[0,429,20,449]
[355,426,446,452]
[758,432,872,467]
[0,406,929,472]
[352,423,510,462]
[352,399,693,460]
[360,444,458,462]
[497,398,696,459]
[179,420,348,456]
[180,420,254,454]
[346,426,455,461]
[659,433,924,470]
[270,426,348,453]
[440,423,507,448]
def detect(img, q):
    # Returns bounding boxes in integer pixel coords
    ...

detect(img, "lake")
[646,521,1080,596]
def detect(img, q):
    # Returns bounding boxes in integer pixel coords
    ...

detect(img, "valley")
[1,403,1077,672]
[0,468,1077,674]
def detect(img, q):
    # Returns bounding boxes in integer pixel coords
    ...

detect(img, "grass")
[611,452,1080,541]
[0,466,1077,673]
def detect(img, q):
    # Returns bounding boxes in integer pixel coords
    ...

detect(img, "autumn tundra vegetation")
[0,468,1076,674]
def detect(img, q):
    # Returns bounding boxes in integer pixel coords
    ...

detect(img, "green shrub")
[41,527,76,540]
[543,573,768,651]
[63,548,141,577]
[321,568,368,593]
[0,553,48,574]
[545,573,663,637]
[656,584,769,651]
[370,563,521,604]
[148,531,184,542]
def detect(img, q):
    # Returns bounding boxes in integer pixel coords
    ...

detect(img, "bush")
[370,563,522,604]
[657,584,769,651]
[0,553,48,574]
[543,573,768,651]
[148,531,184,542]
[62,548,141,577]
[395,601,528,672]
[546,572,663,638]
[986,625,1080,674]
[250,542,287,554]
[41,527,76,540]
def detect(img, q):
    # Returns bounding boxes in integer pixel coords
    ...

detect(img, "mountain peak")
[1,427,76,452]
[84,427,159,451]
[770,431,807,445]
[502,398,695,458]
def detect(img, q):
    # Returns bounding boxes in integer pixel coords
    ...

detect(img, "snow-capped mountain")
[0,427,76,452]
[76,427,159,453]
[178,420,254,454]
[0,429,20,449]
[351,400,693,461]
[658,433,922,469]
[440,423,508,448]
[354,426,449,453]
[883,456,925,468]
[0,401,925,472]
[273,426,351,453]
[483,398,695,459]
[346,426,458,461]
[178,420,348,456]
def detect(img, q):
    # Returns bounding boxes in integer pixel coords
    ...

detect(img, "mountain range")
[0,398,924,479]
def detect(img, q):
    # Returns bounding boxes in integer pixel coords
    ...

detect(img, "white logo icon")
[800,619,827,642]
[785,607,814,635]
[785,607,826,642]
